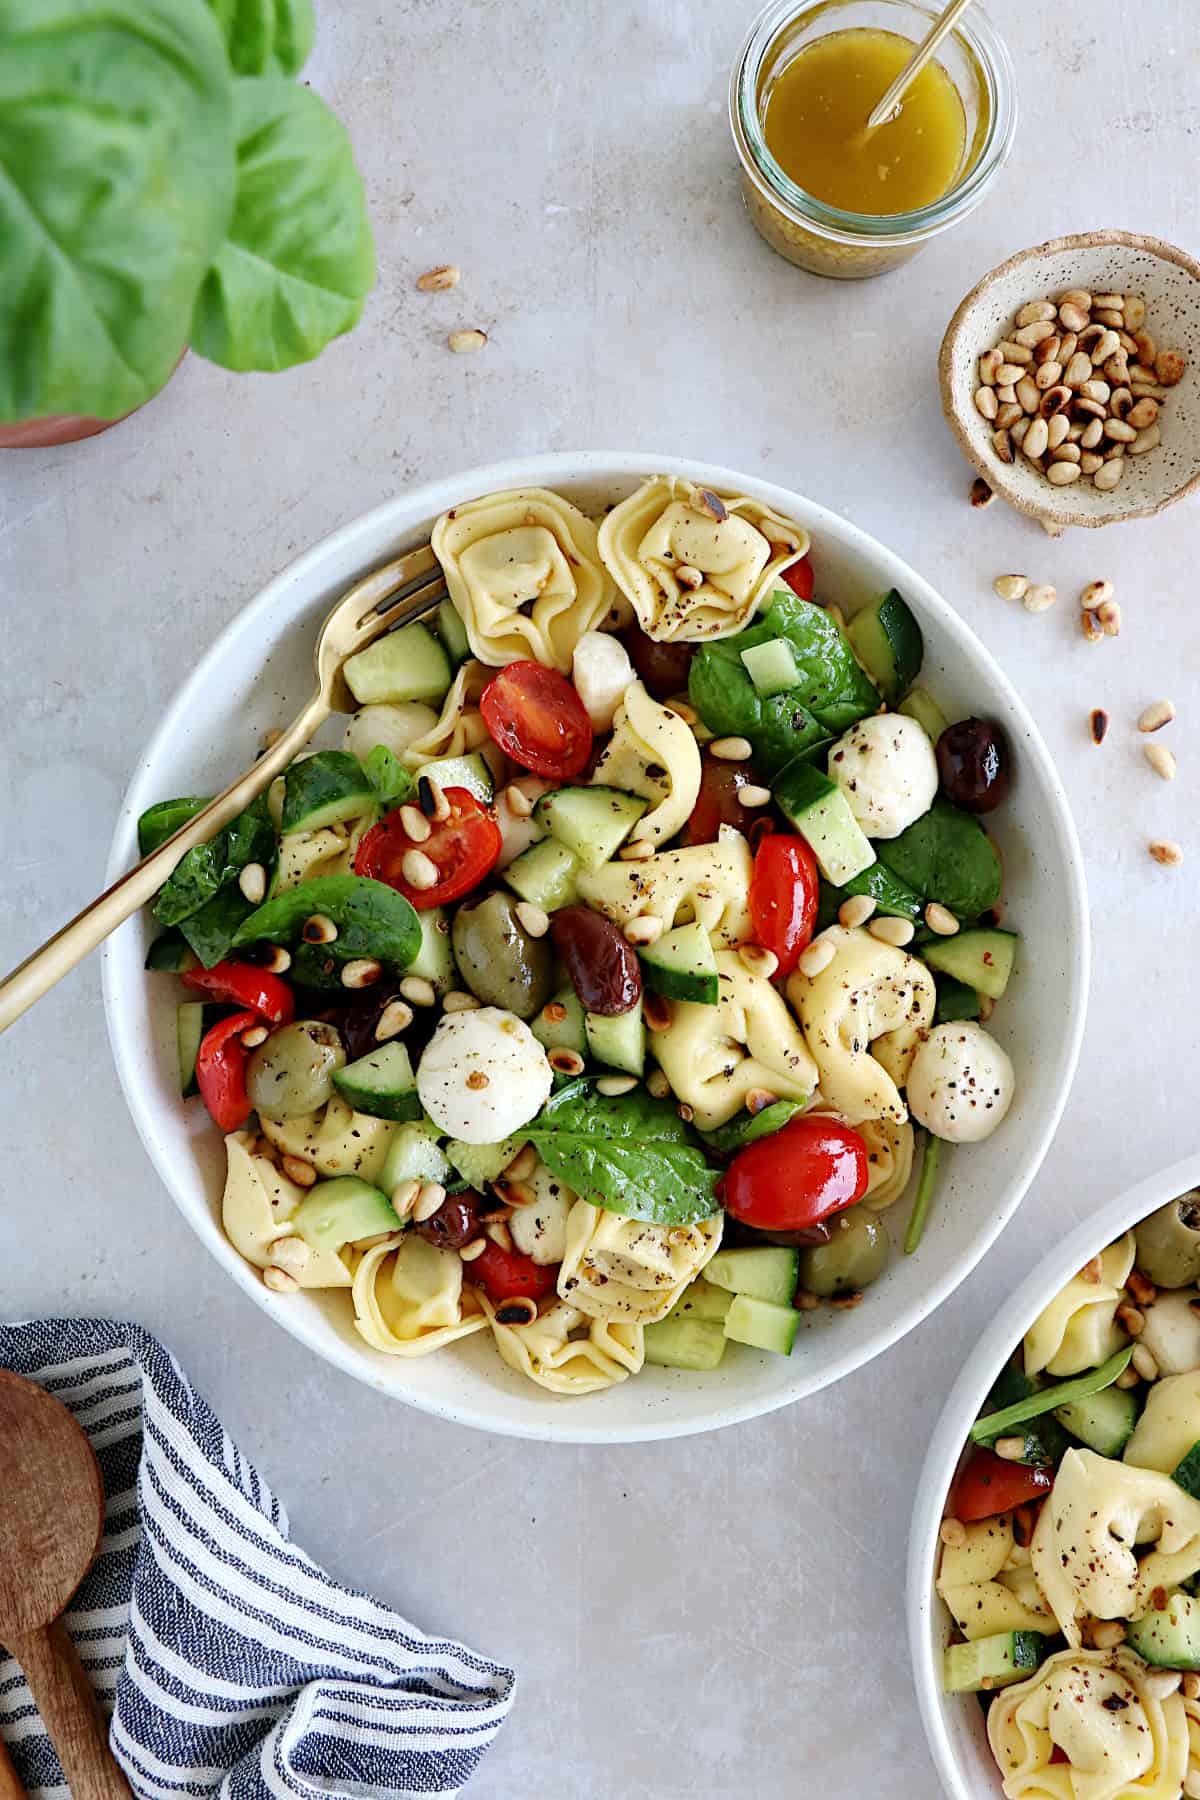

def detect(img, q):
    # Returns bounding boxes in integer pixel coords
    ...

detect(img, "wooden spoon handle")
[9,1621,132,1800]
[0,1733,26,1800]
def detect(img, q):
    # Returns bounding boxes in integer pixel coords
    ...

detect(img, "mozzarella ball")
[828,714,938,839]
[572,630,635,732]
[416,1007,552,1143]
[343,701,439,763]
[906,1022,1015,1143]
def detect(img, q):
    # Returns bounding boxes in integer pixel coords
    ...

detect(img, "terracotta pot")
[0,355,185,449]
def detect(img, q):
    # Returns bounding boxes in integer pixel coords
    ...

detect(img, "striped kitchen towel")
[0,1320,516,1799]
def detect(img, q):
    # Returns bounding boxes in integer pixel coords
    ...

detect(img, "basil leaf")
[205,0,315,76]
[232,873,421,970]
[0,0,235,422]
[362,746,414,809]
[876,797,1002,920]
[698,1100,805,1155]
[152,792,275,927]
[527,1078,721,1226]
[191,76,375,373]
[137,797,211,858]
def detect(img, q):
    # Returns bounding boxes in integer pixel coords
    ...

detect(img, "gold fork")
[0,544,447,1034]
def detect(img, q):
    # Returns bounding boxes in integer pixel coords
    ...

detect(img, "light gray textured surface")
[2,3,1198,1794]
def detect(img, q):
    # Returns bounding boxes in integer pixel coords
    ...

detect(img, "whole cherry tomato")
[462,1239,559,1305]
[780,556,814,602]
[479,660,593,778]
[194,1009,260,1133]
[681,752,760,846]
[749,833,819,975]
[355,787,501,909]
[181,960,294,1025]
[952,1447,1053,1522]
[721,1115,868,1233]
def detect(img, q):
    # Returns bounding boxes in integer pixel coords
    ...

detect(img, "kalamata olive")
[414,1189,485,1250]
[623,622,695,699]
[549,904,642,1016]
[1134,1192,1200,1289]
[797,1207,889,1298]
[451,891,555,1019]
[331,986,438,1065]
[936,718,1011,814]
[246,1020,345,1121]
[681,752,758,846]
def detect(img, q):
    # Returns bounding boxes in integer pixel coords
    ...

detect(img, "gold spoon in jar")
[863,0,976,131]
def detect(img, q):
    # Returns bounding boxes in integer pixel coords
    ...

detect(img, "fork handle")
[0,692,330,1034]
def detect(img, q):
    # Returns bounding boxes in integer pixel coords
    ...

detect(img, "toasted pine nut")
[1053,443,1082,465]
[261,945,291,975]
[596,1074,638,1097]
[240,1024,269,1049]
[647,1068,670,1099]
[624,914,664,947]
[798,936,837,978]
[978,347,1003,385]
[341,957,382,989]
[1090,1620,1126,1650]
[501,782,534,819]
[1138,699,1175,733]
[399,974,437,1006]
[642,992,673,1032]
[739,944,779,979]
[1130,424,1161,456]
[417,263,461,291]
[1127,1268,1157,1306]
[1080,418,1104,450]
[418,775,451,821]
[1023,583,1057,613]
[1131,1343,1160,1382]
[1047,461,1082,485]
[514,901,550,939]
[400,848,440,889]
[263,1265,299,1293]
[391,1178,421,1219]
[239,861,267,904]
[1094,459,1124,491]
[302,913,337,945]
[1080,580,1114,612]
[1126,398,1161,430]
[969,478,994,509]
[1058,301,1089,333]
[993,574,1029,601]
[1016,375,1040,413]
[1058,288,1092,312]
[375,999,413,1040]
[1022,416,1049,461]
[994,1436,1027,1462]
[280,1154,317,1188]
[1080,452,1104,476]
[1081,609,1105,643]
[1104,418,1136,443]
[1156,348,1186,386]
[548,1048,585,1076]
[1016,300,1056,327]
[739,784,772,808]
[397,803,430,843]
[938,1517,967,1547]
[1035,360,1064,392]
[442,989,481,1013]
[709,735,752,762]
[619,838,656,861]
[990,430,1014,465]
[924,903,959,937]
[1115,1302,1145,1336]
[1090,709,1108,746]
[838,894,877,929]
[1149,839,1184,868]
[868,916,915,947]
[459,1239,487,1262]
[412,1181,447,1224]
[974,386,999,421]
[1097,600,1121,636]
[746,1088,779,1116]
[1145,743,1177,781]
[448,328,487,353]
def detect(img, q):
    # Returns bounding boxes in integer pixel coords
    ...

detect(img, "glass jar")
[730,0,1016,280]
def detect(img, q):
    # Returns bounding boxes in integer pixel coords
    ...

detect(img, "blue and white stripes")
[0,1322,515,1799]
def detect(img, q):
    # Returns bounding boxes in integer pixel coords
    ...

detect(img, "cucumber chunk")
[724,1294,799,1356]
[379,1121,450,1195]
[639,922,719,1005]
[531,986,588,1057]
[846,590,923,705]
[282,750,377,833]
[585,999,645,1076]
[177,1002,207,1097]
[1054,1386,1139,1458]
[899,687,949,743]
[407,907,458,993]
[970,1347,1133,1444]
[436,597,471,666]
[924,927,1018,1000]
[643,1315,727,1371]
[535,786,646,872]
[706,1247,800,1307]
[773,757,875,886]
[417,751,495,804]
[1127,1591,1200,1670]
[292,1176,399,1253]
[943,1632,1047,1695]
[668,1278,733,1324]
[332,1041,422,1122]
[446,1136,526,1191]
[740,639,802,698]
[505,839,580,912]
[344,622,452,706]
[935,974,981,1024]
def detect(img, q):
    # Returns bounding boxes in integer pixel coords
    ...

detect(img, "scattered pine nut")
[1145,743,1177,781]
[514,901,550,939]
[619,838,656,861]
[839,894,877,929]
[1091,1620,1126,1650]
[392,1179,421,1219]
[398,803,432,843]
[263,1265,299,1293]
[1081,610,1105,644]
[1080,580,1114,610]
[1097,600,1121,637]
[302,913,337,945]
[399,974,437,1006]
[341,958,382,989]
[459,1239,487,1263]
[709,735,752,761]
[548,1048,585,1076]
[412,1181,447,1223]
[486,1219,514,1252]
[993,574,1029,601]
[401,848,440,889]
[642,992,673,1032]
[417,264,461,292]
[1138,699,1175,733]
[994,1436,1027,1462]
[597,1074,638,1097]
[1090,709,1108,746]
[419,775,451,821]
[1149,839,1184,867]
[443,990,480,1014]
[924,903,959,936]
[624,914,664,947]
[501,783,534,818]
[746,1088,779,1115]
[797,937,836,979]
[448,328,487,353]
[238,861,267,904]
[677,1101,695,1123]
[240,1024,269,1049]
[375,999,413,1041]
[969,478,994,508]
[1023,583,1057,613]
[262,945,292,975]
[739,944,779,980]
[868,916,915,947]
[503,1145,539,1182]
[739,784,772,808]
[1116,1302,1145,1336]
[647,1068,670,1099]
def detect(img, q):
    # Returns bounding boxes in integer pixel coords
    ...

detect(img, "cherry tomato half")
[354,787,501,909]
[750,833,819,976]
[681,752,759,846]
[952,1447,1053,1522]
[195,1009,260,1133]
[480,660,593,778]
[780,555,814,602]
[463,1239,560,1306]
[721,1115,868,1234]
[181,960,294,1025]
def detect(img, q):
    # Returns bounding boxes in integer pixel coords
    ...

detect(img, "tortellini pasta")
[557,1201,724,1325]
[648,951,818,1131]
[1023,1234,1135,1378]
[785,926,936,1126]
[1031,1448,1200,1644]
[398,660,494,771]
[257,1094,395,1186]
[431,489,614,673]
[597,475,809,642]
[276,809,376,891]
[1123,1370,1200,1473]
[858,1117,915,1211]
[221,1131,353,1287]
[987,1648,1189,1800]
[481,1297,644,1395]
[353,1235,488,1357]
[589,680,701,846]
[936,1513,1057,1642]
[577,829,754,949]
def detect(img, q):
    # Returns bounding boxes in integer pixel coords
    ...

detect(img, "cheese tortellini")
[557,1201,724,1325]
[431,488,615,673]
[786,926,936,1126]
[276,809,376,890]
[597,475,809,642]
[936,1513,1057,1642]
[1123,1370,1200,1473]
[221,1131,353,1287]
[257,1095,396,1186]
[589,680,701,846]
[577,829,754,948]
[397,660,494,771]
[1023,1233,1135,1378]
[858,1117,916,1211]
[649,951,818,1131]
[482,1297,644,1394]
[1032,1448,1200,1644]
[353,1235,488,1357]
[987,1648,1189,1800]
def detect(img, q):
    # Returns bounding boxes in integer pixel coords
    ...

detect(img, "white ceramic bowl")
[101,451,1089,1443]
[908,1150,1200,1800]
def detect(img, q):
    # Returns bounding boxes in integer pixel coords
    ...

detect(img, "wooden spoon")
[0,1370,132,1799]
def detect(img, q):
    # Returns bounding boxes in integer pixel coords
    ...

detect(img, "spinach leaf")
[526,1078,721,1226]
[179,885,257,967]
[362,746,413,809]
[153,792,275,928]
[815,861,924,931]
[138,797,211,858]
[205,0,315,76]
[698,1100,805,1155]
[0,0,236,422]
[876,797,1002,919]
[232,873,421,970]
[191,76,375,373]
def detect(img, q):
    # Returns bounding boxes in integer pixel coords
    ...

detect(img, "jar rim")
[730,0,1018,246]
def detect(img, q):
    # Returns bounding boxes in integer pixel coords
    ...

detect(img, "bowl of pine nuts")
[940,231,1200,528]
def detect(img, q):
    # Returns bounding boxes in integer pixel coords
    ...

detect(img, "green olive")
[798,1207,890,1298]
[247,1020,345,1121]
[1134,1192,1200,1289]
[451,891,554,1019]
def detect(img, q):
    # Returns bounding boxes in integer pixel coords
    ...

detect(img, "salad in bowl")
[136,470,1024,1402]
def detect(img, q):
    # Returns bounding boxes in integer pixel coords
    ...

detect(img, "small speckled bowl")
[940,230,1200,529]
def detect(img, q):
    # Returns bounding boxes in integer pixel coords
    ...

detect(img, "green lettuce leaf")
[527,1078,721,1226]
[205,0,316,76]
[191,76,375,373]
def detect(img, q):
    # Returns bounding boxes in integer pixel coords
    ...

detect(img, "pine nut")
[302,913,337,944]
[1059,288,1092,311]
[1034,333,1062,366]
[1039,384,1071,417]
[1116,1302,1145,1336]
[624,914,664,946]
[548,1048,585,1075]
[998,343,1033,367]
[1010,416,1031,447]
[974,386,999,422]
[401,848,440,889]
[239,861,267,904]
[994,361,1025,387]
[924,903,959,936]
[1034,360,1063,392]
[993,574,1029,601]
[1091,330,1121,366]
[1126,398,1161,430]
[1120,295,1144,329]
[1156,348,1186,386]
[1046,414,1070,451]
[1081,610,1105,643]
[1046,461,1082,485]
[1064,351,1092,388]
[459,1239,487,1263]
[642,992,673,1032]
[1127,1269,1157,1306]
[994,1436,1027,1462]
[978,347,1003,385]
[1017,300,1057,327]
[991,430,1014,465]
[1094,459,1124,491]
[1080,418,1104,450]
[1096,600,1120,636]
[739,784,772,808]
[442,990,481,1013]
[1090,709,1108,745]
[1015,321,1057,348]
[647,1068,670,1099]
[1104,352,1131,387]
[868,916,915,947]
[419,775,451,822]
[1080,580,1114,611]
[596,1074,638,1098]
[619,838,656,861]
[341,958,382,989]
[375,999,413,1041]
[1149,838,1184,867]
[1066,423,1085,443]
[263,1265,299,1293]
[1058,301,1089,332]
[710,736,752,761]
[1130,424,1161,456]
[1138,699,1175,732]
[1115,1365,1140,1388]
[1022,416,1048,460]
[675,564,704,590]
[417,264,461,291]
[938,1517,967,1548]
[448,328,487,353]
[271,1234,313,1276]
[1016,375,1040,413]
[746,1088,779,1116]
[412,1181,447,1224]
[241,1024,269,1049]
[390,1179,421,1219]
[1078,379,1111,405]
[1053,443,1082,465]
[1023,583,1057,613]
[838,894,877,929]
[739,944,779,979]
[1131,381,1169,401]
[996,383,1018,403]
[1133,329,1158,365]
[399,974,437,1006]
[514,901,550,939]
[994,404,1022,432]
[1080,453,1103,476]
[1090,1620,1126,1650]
[1118,328,1139,354]
[797,937,836,979]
